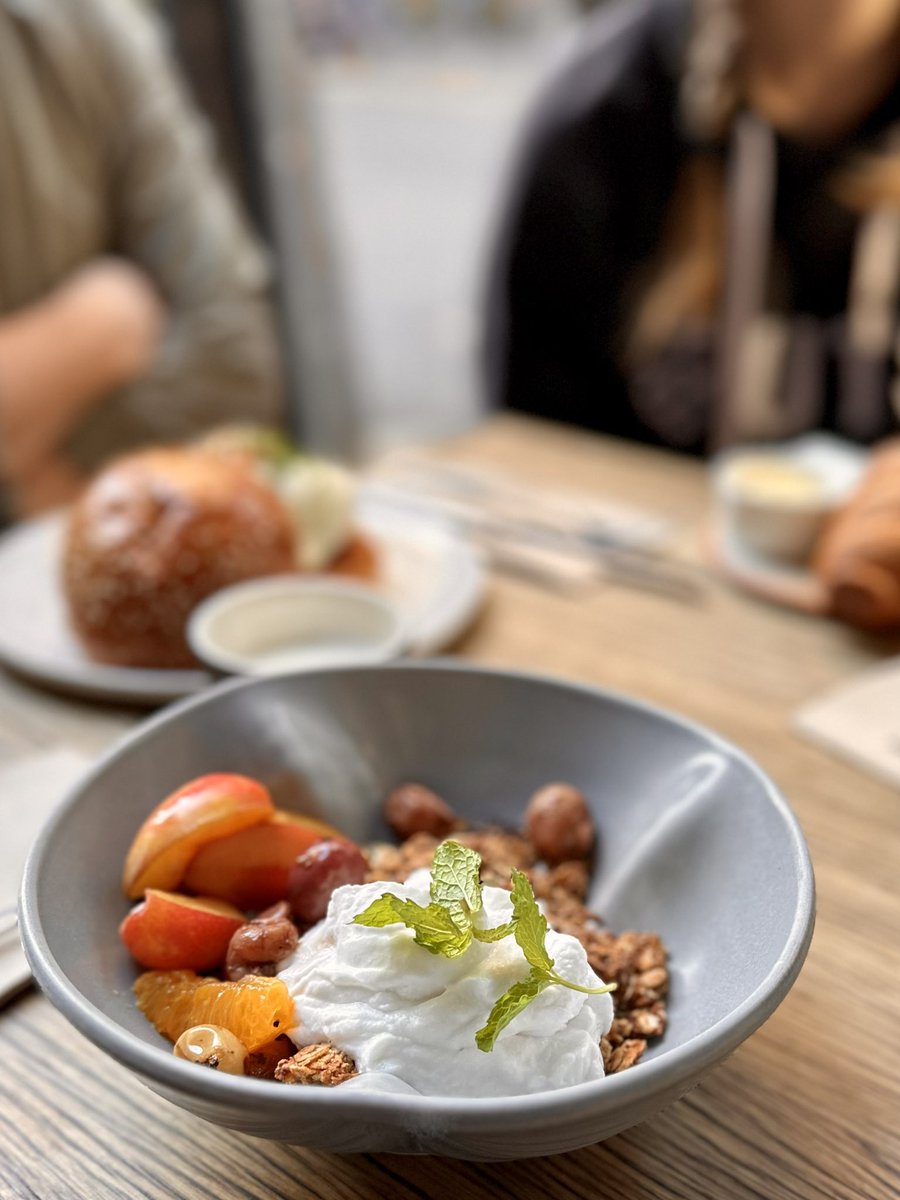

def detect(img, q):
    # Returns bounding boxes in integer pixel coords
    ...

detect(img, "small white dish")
[187,577,407,677]
[712,434,868,564]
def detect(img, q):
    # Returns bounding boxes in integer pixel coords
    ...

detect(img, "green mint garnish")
[475,868,617,1051]
[472,921,516,943]
[429,841,482,931]
[354,841,485,956]
[353,841,616,1050]
[475,969,554,1051]
[353,893,473,958]
[256,428,300,467]
[508,868,554,973]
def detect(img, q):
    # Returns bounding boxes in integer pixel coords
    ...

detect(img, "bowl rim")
[186,575,407,677]
[19,661,815,1127]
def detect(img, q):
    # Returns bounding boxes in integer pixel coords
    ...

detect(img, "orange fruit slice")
[135,970,294,1053]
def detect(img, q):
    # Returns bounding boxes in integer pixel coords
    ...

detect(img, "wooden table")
[2,416,897,1199]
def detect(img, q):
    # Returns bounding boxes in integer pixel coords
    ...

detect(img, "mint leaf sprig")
[353,841,511,959]
[474,869,616,1051]
[353,841,616,1051]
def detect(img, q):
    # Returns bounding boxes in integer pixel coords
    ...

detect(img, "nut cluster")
[225,902,298,982]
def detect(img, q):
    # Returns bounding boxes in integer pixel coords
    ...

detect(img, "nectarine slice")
[134,970,295,1052]
[120,889,245,971]
[122,773,274,899]
[182,810,343,911]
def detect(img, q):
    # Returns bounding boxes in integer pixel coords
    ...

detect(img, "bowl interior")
[25,665,811,1081]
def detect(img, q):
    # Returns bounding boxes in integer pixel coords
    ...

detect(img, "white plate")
[0,500,486,706]
[711,517,830,614]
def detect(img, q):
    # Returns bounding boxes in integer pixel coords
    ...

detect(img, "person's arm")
[62,0,284,473]
[0,259,164,509]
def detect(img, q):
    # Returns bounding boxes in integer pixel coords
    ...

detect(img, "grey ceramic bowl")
[20,663,814,1160]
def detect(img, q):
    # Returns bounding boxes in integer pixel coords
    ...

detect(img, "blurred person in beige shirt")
[0,0,284,520]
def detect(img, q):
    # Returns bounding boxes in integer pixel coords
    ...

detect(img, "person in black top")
[485,0,900,453]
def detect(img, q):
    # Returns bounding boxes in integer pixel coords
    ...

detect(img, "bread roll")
[814,439,900,631]
[63,448,297,668]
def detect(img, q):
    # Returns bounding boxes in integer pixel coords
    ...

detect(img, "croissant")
[814,439,900,631]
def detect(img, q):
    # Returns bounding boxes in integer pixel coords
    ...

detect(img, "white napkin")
[0,748,91,1004]
[795,657,900,786]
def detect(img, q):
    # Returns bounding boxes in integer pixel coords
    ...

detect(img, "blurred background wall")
[301,0,580,454]
[165,0,591,457]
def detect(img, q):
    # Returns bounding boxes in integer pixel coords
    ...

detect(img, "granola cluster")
[365,828,669,1074]
[275,1043,357,1086]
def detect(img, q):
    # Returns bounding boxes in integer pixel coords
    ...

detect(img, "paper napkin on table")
[795,658,900,787]
[0,748,91,1005]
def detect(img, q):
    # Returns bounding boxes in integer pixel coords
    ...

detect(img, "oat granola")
[274,1043,357,1086]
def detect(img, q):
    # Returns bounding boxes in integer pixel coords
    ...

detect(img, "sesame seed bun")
[63,447,297,668]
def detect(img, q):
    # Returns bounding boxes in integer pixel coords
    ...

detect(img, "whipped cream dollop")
[276,459,355,571]
[277,870,614,1098]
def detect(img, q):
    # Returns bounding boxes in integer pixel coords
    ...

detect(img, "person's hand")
[54,257,166,386]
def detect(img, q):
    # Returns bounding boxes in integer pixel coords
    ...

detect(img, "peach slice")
[122,773,274,899]
[120,889,246,971]
[181,810,343,911]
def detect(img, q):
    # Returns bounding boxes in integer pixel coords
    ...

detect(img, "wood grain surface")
[2,415,898,1200]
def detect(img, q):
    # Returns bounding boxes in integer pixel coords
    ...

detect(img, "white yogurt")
[277,871,614,1098]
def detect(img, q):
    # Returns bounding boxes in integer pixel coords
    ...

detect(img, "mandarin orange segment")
[134,970,295,1053]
